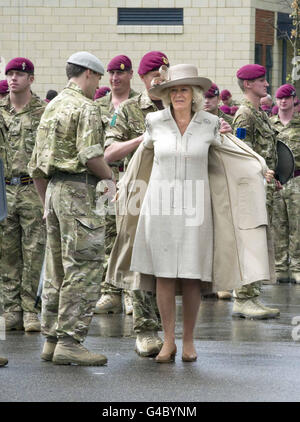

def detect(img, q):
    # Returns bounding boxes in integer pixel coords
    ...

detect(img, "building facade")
[0,0,293,100]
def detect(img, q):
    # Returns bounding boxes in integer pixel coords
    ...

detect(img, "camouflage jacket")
[28,81,104,179]
[232,98,277,170]
[105,89,159,147]
[0,113,11,178]
[217,108,233,125]
[270,113,300,170]
[227,98,240,107]
[104,89,160,166]
[0,93,45,177]
[96,88,139,132]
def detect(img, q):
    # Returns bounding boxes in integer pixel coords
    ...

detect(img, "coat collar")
[161,107,212,124]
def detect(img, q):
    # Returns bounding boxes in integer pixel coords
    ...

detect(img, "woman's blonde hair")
[160,85,204,112]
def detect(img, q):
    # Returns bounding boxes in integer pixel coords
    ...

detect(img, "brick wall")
[255,9,274,45]
[0,0,288,100]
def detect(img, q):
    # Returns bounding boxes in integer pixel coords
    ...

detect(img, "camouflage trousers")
[0,227,5,342]
[132,290,161,333]
[102,214,159,332]
[272,177,300,273]
[0,227,3,319]
[0,184,45,313]
[101,213,122,296]
[42,178,105,343]
[234,185,274,299]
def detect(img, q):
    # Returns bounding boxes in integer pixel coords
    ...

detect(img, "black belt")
[52,171,99,185]
[5,175,33,185]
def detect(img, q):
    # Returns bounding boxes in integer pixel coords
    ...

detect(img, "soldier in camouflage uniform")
[0,58,46,332]
[271,84,300,284]
[231,64,280,319]
[204,82,233,126]
[28,52,113,366]
[104,51,170,357]
[0,80,9,100]
[0,113,9,367]
[260,94,273,116]
[220,89,240,107]
[94,55,138,316]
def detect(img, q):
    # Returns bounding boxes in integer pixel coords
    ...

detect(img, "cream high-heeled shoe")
[155,345,177,363]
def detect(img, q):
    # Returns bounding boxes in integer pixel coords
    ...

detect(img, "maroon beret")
[204,83,220,98]
[0,80,9,94]
[5,57,34,74]
[230,106,239,115]
[94,86,111,100]
[138,51,169,75]
[107,55,132,72]
[219,105,231,114]
[236,64,266,80]
[220,89,231,101]
[272,105,279,115]
[275,84,297,99]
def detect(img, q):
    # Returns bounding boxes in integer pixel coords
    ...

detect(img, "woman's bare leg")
[156,277,176,355]
[181,279,201,357]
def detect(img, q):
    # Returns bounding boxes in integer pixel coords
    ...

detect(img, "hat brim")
[149,77,212,98]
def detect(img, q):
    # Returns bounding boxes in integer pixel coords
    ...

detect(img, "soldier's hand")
[219,118,232,134]
[102,179,117,199]
[264,169,274,183]
[275,179,283,190]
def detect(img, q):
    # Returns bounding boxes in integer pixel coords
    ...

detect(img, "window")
[117,8,184,26]
[255,44,263,65]
[266,45,273,93]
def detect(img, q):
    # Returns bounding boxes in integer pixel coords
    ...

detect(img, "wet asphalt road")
[0,284,300,402]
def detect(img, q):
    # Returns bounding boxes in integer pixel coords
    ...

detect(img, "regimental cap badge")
[22,62,26,70]
[162,56,169,65]
[120,63,125,70]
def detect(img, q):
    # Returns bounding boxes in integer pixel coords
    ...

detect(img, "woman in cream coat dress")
[129,64,274,363]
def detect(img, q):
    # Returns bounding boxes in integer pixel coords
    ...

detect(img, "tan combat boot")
[41,337,57,361]
[217,291,232,300]
[276,271,290,283]
[232,297,280,319]
[0,356,8,367]
[290,272,300,284]
[4,311,23,331]
[23,312,41,332]
[124,291,133,315]
[135,331,163,357]
[52,337,107,366]
[94,294,122,314]
[255,298,280,315]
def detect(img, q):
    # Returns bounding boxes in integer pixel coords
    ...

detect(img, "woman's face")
[169,85,193,112]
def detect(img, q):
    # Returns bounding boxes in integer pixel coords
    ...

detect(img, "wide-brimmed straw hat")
[149,64,212,98]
